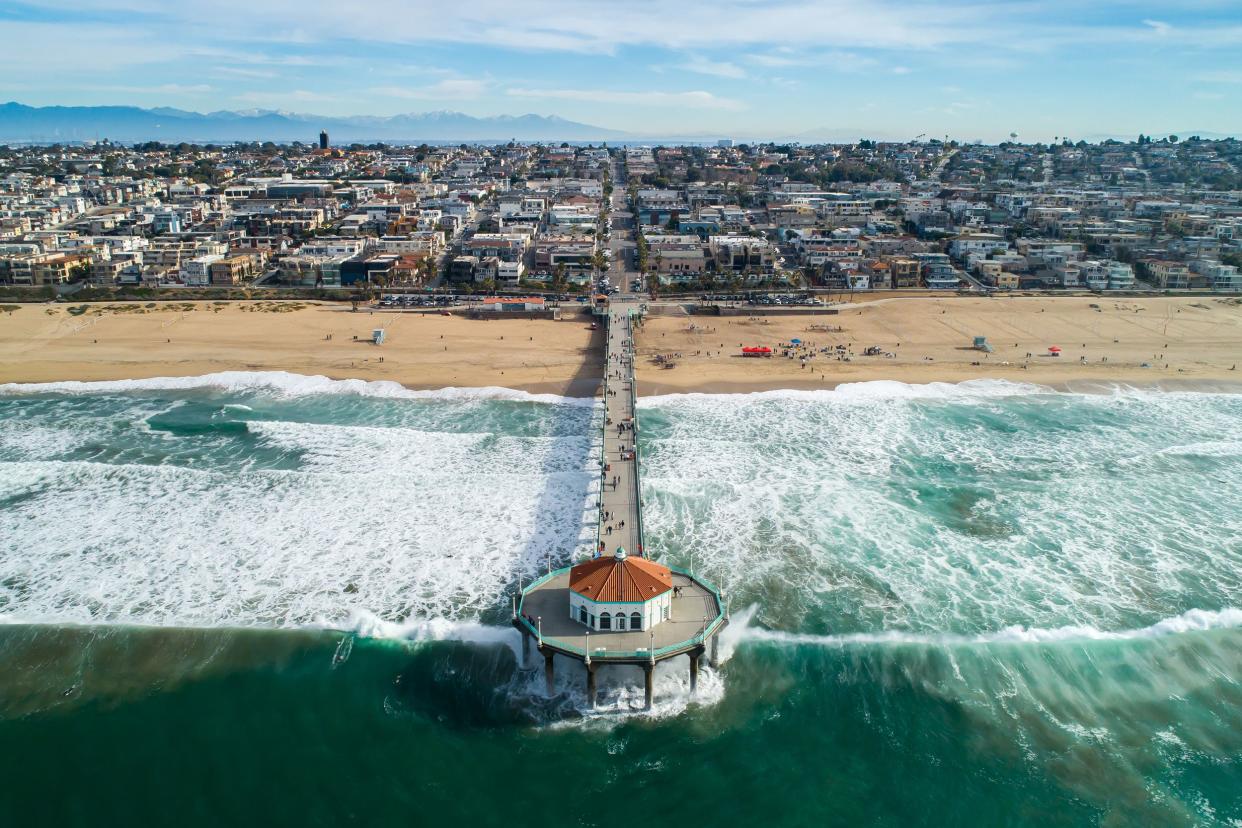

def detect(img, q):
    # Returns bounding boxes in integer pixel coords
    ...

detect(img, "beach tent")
[1048,346,1062,355]
[790,338,802,345]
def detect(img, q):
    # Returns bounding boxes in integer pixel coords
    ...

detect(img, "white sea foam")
[3,375,1242,687]
[641,378,1053,406]
[0,370,596,407]
[0,409,599,627]
[509,652,727,725]
[637,383,1242,636]
[344,611,525,661]
[742,607,1242,649]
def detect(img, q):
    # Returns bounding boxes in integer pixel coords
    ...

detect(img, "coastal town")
[6,0,1242,821]
[1,135,1240,297]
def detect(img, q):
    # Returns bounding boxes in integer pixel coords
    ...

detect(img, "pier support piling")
[709,633,720,669]
[543,650,555,697]
[586,663,597,708]
[689,645,706,694]
[643,663,654,710]
[522,631,531,668]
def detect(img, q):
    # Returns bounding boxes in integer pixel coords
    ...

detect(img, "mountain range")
[0,102,630,144]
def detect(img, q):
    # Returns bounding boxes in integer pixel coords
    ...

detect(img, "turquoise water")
[1,373,1241,826]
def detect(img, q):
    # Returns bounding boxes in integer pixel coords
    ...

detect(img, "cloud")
[1142,19,1171,36]
[744,49,876,72]
[371,78,489,100]
[674,55,746,79]
[1197,70,1242,84]
[891,66,911,75]
[212,66,278,80]
[1193,91,1225,100]
[233,89,339,105]
[7,0,986,53]
[506,87,744,110]
[141,84,214,94]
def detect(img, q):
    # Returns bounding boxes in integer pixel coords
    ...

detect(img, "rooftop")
[519,566,724,662]
[569,550,672,603]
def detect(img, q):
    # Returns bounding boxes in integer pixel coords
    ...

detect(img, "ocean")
[1,372,1241,826]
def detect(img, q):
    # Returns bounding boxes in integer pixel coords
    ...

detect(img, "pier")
[514,299,727,709]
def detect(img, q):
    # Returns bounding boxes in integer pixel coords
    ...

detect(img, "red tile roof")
[569,555,672,603]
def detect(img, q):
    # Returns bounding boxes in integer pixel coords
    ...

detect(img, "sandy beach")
[2,296,1241,395]
[635,295,1242,394]
[0,301,603,396]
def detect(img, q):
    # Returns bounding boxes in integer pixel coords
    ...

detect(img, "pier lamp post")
[537,616,543,647]
[511,594,516,620]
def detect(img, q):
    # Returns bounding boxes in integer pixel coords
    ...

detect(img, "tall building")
[319,130,329,150]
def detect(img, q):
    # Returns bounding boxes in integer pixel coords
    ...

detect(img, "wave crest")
[0,370,596,407]
[744,607,1242,649]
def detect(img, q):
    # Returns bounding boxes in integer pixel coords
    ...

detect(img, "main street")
[605,154,644,301]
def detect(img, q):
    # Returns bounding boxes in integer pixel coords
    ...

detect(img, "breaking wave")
[0,370,596,407]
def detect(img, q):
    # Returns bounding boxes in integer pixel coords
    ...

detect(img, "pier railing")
[516,563,726,661]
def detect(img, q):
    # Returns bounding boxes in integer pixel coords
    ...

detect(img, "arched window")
[616,614,627,631]
[579,606,588,625]
[630,612,642,630]
[599,612,611,630]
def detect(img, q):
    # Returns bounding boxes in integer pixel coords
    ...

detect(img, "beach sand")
[2,296,1241,395]
[635,295,1242,394]
[0,301,604,396]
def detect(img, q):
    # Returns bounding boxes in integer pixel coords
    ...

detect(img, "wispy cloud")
[744,49,877,72]
[672,55,746,79]
[212,66,278,80]
[506,87,744,110]
[1197,70,1242,84]
[371,78,489,100]
[233,89,339,105]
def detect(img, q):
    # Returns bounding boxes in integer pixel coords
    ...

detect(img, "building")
[948,233,1009,261]
[319,130,329,150]
[645,234,707,279]
[209,254,259,286]
[567,547,673,632]
[480,296,546,312]
[708,235,779,274]
[1146,260,1189,289]
[180,254,223,286]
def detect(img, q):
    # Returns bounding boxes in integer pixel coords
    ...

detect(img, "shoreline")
[3,296,1242,397]
[5,368,1241,400]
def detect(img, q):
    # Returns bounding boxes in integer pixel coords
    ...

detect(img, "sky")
[1,0,1241,142]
